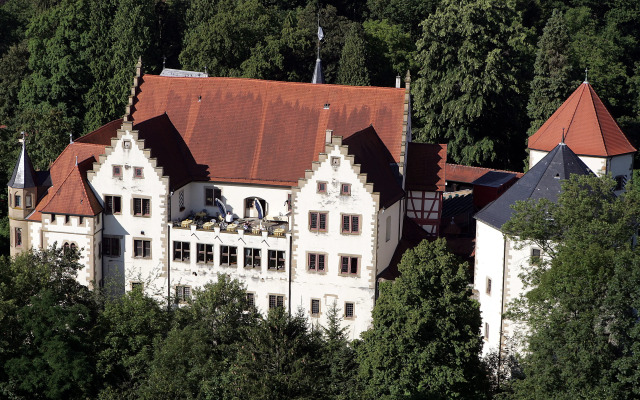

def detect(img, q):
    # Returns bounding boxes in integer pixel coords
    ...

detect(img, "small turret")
[8,133,39,255]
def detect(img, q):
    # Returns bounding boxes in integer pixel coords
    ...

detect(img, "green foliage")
[527,9,574,136]
[363,19,416,86]
[502,174,640,398]
[358,238,488,399]
[413,0,534,169]
[337,23,370,86]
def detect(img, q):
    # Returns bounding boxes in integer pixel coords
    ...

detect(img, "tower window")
[25,195,32,209]
[14,228,22,247]
[14,194,21,208]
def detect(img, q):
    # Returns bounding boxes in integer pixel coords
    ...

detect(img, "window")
[308,253,326,271]
[79,216,84,225]
[246,293,255,308]
[133,198,151,216]
[105,195,122,214]
[14,194,21,208]
[317,181,327,193]
[96,214,100,225]
[25,195,32,209]
[340,256,359,275]
[311,299,320,316]
[614,175,627,191]
[531,248,541,263]
[176,285,191,302]
[287,194,292,211]
[268,250,285,271]
[63,242,70,252]
[486,277,492,295]
[341,214,360,234]
[178,190,184,210]
[340,183,351,195]
[51,213,56,223]
[123,139,131,149]
[244,248,261,268]
[103,237,120,257]
[134,167,144,178]
[14,228,22,247]
[197,243,214,264]
[221,245,237,266]
[484,323,489,340]
[269,294,284,309]
[131,282,143,291]
[134,239,151,258]
[205,187,221,206]
[331,157,340,167]
[173,241,190,261]
[385,215,391,242]
[309,212,328,232]
[345,302,354,318]
[113,165,122,177]
[65,215,70,224]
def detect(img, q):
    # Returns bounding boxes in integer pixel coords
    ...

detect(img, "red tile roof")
[343,126,405,208]
[28,142,107,221]
[130,75,407,187]
[405,143,447,191]
[445,163,523,185]
[528,83,636,156]
[75,118,122,145]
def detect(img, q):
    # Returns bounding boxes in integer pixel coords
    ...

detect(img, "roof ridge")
[587,84,608,155]
[564,83,585,143]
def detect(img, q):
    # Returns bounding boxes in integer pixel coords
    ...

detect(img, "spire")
[312,10,325,84]
[8,132,37,189]
[584,67,589,84]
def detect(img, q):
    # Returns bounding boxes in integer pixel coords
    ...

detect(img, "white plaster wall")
[474,221,506,356]
[501,238,533,351]
[172,182,291,223]
[169,225,290,312]
[41,214,96,286]
[291,143,378,339]
[89,128,169,298]
[376,200,401,275]
[28,220,42,250]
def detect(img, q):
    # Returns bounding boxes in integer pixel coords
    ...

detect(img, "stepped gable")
[528,83,636,157]
[130,75,406,187]
[27,141,107,221]
[405,142,447,192]
[475,143,592,230]
[133,114,209,191]
[342,126,405,208]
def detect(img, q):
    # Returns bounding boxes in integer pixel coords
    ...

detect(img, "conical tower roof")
[528,82,636,157]
[475,143,592,230]
[8,140,37,189]
[311,58,325,84]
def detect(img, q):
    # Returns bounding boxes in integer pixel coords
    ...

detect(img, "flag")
[318,26,324,41]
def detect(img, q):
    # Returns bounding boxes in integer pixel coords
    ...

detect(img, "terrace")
[172,210,289,237]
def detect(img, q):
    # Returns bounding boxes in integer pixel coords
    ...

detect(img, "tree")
[526,9,574,137]
[363,19,415,87]
[96,289,168,399]
[413,0,533,169]
[337,23,370,86]
[228,307,325,400]
[0,245,99,399]
[501,174,640,398]
[357,238,489,399]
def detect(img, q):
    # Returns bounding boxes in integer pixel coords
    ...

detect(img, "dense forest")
[0,0,639,250]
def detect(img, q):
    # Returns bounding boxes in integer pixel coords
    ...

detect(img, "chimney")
[395,75,401,88]
[325,129,333,143]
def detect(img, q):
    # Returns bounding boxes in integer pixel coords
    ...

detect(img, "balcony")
[172,210,289,237]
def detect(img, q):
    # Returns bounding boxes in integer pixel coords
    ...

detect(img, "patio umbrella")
[215,198,226,216]
[254,198,264,219]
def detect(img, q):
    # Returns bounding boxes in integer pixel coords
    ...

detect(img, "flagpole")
[317,11,320,59]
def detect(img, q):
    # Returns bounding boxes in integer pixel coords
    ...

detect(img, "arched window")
[244,197,267,219]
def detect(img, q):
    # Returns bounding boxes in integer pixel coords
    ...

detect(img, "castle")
[7,61,445,339]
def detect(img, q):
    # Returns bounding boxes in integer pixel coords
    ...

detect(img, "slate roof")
[8,141,37,189]
[342,126,405,208]
[528,82,636,156]
[130,74,407,187]
[474,143,592,230]
[405,142,447,192]
[472,171,516,188]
